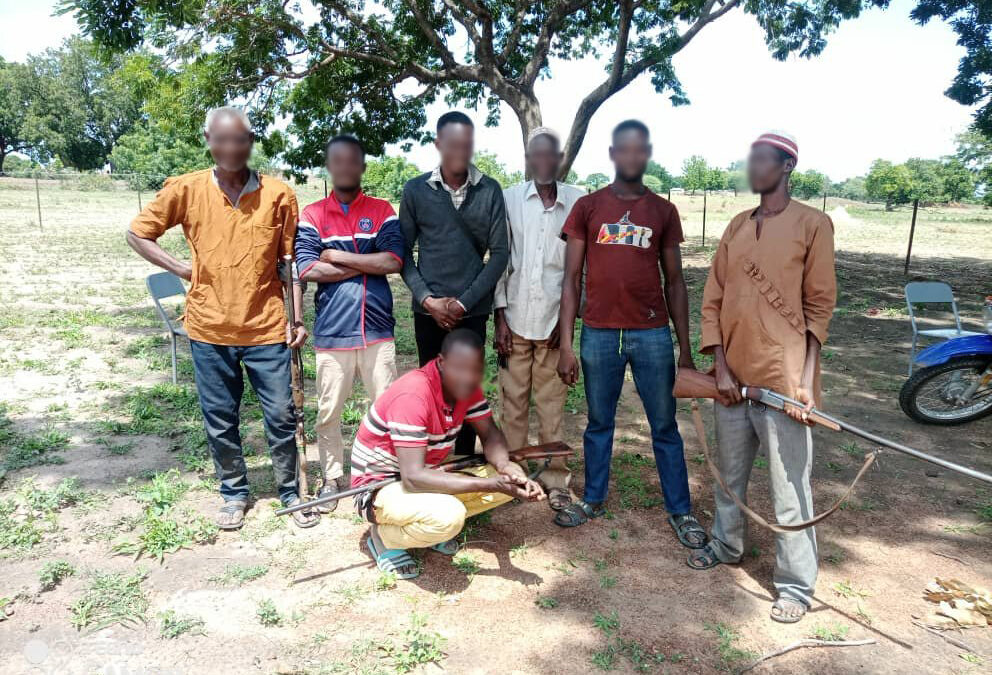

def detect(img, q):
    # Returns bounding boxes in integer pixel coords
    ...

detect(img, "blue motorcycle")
[900,330,992,425]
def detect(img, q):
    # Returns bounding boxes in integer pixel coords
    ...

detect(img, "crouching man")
[352,329,546,579]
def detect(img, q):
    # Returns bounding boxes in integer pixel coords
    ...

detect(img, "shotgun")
[674,369,992,485]
[276,441,574,517]
[282,255,310,501]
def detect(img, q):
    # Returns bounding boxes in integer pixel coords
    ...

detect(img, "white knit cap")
[527,126,561,148]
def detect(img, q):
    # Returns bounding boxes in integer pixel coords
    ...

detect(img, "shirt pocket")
[252,220,282,278]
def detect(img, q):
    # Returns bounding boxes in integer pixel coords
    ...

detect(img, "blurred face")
[434,122,474,175]
[326,142,365,193]
[438,343,484,402]
[204,114,253,173]
[609,129,651,183]
[747,144,795,194]
[526,135,562,185]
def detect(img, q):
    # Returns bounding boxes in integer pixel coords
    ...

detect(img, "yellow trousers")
[373,464,513,550]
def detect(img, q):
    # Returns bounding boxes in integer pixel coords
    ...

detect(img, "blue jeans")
[579,325,690,514]
[189,340,299,505]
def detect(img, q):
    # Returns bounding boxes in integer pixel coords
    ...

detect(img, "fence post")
[34,173,43,230]
[137,181,142,211]
[904,198,919,276]
[324,179,328,198]
[667,188,671,201]
[701,190,707,245]
[822,190,827,212]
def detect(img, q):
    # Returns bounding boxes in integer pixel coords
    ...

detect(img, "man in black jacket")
[399,111,509,454]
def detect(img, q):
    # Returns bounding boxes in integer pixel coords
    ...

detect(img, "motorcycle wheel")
[899,357,992,425]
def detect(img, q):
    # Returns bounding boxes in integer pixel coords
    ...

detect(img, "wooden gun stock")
[674,369,840,431]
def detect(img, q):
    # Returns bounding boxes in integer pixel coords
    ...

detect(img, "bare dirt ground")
[0,179,990,675]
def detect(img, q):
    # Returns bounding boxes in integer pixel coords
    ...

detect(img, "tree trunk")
[506,91,543,179]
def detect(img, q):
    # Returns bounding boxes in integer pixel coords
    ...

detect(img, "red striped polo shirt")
[350,358,491,487]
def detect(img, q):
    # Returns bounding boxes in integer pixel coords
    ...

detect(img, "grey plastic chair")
[904,281,982,374]
[146,272,189,384]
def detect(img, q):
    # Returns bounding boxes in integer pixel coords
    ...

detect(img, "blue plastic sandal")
[366,536,419,579]
[430,539,460,556]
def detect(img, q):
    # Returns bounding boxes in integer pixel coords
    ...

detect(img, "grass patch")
[2,426,70,471]
[391,612,446,673]
[209,563,269,587]
[70,570,149,631]
[113,469,216,561]
[612,452,663,509]
[256,599,283,627]
[704,621,757,670]
[113,511,217,561]
[590,611,666,672]
[159,609,206,639]
[134,469,189,515]
[452,551,481,577]
[811,621,851,642]
[832,580,871,600]
[38,560,75,591]
[535,595,559,609]
[373,571,397,592]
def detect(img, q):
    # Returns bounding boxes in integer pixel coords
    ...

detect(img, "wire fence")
[0,170,331,229]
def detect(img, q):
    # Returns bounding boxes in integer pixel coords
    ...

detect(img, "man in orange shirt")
[126,106,318,530]
[688,132,836,624]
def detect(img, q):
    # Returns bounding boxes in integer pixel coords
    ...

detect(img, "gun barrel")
[748,387,992,485]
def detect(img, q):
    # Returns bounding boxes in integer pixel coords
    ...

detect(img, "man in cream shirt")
[494,127,584,513]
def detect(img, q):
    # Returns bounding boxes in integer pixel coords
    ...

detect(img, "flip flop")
[216,500,248,530]
[770,597,807,623]
[430,539,460,556]
[367,536,419,580]
[285,497,320,529]
[686,543,724,570]
[668,513,708,549]
[313,480,341,514]
[553,500,605,528]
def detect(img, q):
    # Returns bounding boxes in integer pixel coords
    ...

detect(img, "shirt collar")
[211,167,260,208]
[428,164,482,190]
[424,358,452,413]
[330,189,364,213]
[524,179,565,207]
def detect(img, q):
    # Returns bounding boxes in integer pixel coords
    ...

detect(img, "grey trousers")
[708,401,818,607]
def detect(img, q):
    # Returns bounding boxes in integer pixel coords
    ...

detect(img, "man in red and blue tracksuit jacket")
[295,135,404,509]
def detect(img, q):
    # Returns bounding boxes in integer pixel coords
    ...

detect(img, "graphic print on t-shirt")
[595,211,653,249]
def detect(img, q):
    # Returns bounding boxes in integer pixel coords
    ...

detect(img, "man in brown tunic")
[687,132,836,624]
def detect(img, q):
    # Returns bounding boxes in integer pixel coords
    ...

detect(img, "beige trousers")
[498,332,570,490]
[315,340,397,480]
[373,464,513,549]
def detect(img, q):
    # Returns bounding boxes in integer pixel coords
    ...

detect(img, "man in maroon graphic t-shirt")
[553,120,707,553]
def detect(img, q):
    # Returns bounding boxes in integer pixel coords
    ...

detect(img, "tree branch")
[738,639,876,674]
[558,0,743,177]
[406,0,458,69]
[521,0,597,86]
[498,0,528,65]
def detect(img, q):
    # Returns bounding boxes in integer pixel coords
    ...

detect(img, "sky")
[0,0,977,181]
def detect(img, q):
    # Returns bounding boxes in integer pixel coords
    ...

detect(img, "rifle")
[275,441,573,517]
[675,368,992,486]
[281,255,310,501]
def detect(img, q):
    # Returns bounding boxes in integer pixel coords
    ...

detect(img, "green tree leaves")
[362,155,422,203]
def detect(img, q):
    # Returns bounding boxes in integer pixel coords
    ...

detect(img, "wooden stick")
[911,620,978,654]
[929,549,970,566]
[737,639,876,674]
